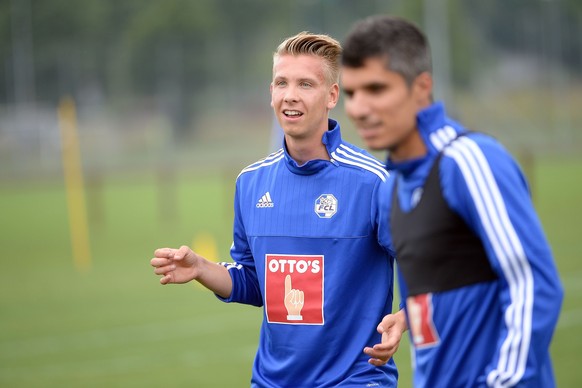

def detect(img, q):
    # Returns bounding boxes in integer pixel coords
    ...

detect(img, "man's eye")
[368,84,387,94]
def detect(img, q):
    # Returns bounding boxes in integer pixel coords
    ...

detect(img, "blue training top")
[387,102,563,387]
[218,119,398,387]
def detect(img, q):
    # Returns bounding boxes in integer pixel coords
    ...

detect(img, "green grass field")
[1,156,580,387]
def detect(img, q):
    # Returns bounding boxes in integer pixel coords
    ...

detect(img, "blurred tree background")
[1,0,581,181]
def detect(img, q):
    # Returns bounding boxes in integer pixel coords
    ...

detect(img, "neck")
[286,135,330,165]
[389,129,427,162]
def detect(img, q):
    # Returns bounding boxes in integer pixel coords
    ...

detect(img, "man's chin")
[362,139,389,152]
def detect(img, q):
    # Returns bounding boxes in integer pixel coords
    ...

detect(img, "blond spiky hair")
[273,31,342,85]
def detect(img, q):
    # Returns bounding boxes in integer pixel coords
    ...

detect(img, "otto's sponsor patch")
[265,254,324,325]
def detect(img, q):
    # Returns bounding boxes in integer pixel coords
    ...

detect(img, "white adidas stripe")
[456,137,531,387]
[443,137,533,387]
[430,125,457,151]
[338,144,386,168]
[238,149,285,178]
[332,145,389,182]
[238,145,389,182]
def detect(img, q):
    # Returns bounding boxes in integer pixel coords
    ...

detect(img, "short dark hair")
[342,15,432,86]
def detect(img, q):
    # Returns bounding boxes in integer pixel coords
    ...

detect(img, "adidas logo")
[256,192,274,208]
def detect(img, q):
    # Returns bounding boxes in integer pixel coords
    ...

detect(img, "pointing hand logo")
[284,275,304,321]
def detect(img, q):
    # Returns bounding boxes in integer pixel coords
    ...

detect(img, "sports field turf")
[0,156,580,387]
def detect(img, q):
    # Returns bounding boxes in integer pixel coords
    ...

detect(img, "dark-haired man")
[341,15,563,387]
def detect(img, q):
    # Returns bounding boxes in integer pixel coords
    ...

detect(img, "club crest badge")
[314,194,337,218]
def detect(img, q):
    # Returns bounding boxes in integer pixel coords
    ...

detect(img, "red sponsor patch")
[406,293,440,348]
[265,254,324,325]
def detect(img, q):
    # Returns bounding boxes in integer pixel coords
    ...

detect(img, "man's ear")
[327,83,340,109]
[413,72,433,103]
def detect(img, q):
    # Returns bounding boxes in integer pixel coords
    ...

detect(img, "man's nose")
[284,86,299,103]
[345,93,371,119]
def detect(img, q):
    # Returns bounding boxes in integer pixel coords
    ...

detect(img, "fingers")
[287,289,304,306]
[174,245,192,260]
[377,314,396,333]
[364,314,405,366]
[364,346,389,366]
[151,248,179,285]
[368,357,388,367]
[153,246,191,260]
[152,263,176,275]
[154,247,175,258]
[364,342,395,355]
[151,245,196,286]
[285,274,292,295]
[371,339,399,355]
[160,274,173,285]
[364,341,400,365]
[284,276,304,307]
[364,345,395,366]
[152,260,178,285]
[151,245,192,267]
[150,257,172,268]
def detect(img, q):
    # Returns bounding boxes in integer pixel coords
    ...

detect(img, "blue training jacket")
[218,119,398,387]
[387,102,563,387]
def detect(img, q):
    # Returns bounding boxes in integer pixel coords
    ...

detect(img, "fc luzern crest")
[314,194,337,218]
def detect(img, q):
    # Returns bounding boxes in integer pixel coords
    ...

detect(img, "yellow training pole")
[58,96,91,272]
[192,232,218,289]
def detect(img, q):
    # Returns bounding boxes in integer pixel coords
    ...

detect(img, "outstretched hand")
[150,245,201,285]
[364,309,408,366]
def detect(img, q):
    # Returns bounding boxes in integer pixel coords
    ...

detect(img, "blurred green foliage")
[2,0,581,139]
